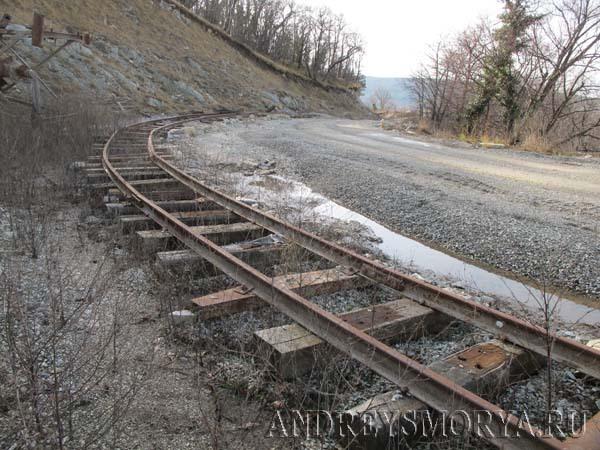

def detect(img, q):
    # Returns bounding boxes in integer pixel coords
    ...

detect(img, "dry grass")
[0,100,137,448]
[417,117,431,135]
[520,132,555,154]
[407,116,595,155]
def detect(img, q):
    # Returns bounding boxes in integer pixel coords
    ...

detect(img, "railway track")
[85,111,599,449]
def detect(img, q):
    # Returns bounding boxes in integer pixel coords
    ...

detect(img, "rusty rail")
[146,117,600,381]
[100,112,598,449]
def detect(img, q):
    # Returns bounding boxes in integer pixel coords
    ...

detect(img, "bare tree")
[186,0,364,83]
[519,0,600,147]
[369,87,394,112]
[411,42,457,129]
[410,0,600,151]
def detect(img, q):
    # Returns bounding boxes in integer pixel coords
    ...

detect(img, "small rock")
[6,24,27,32]
[171,310,195,325]
[167,128,185,141]
[451,280,466,289]
[236,197,261,207]
[103,195,120,203]
[68,161,87,171]
[84,215,101,225]
[391,391,403,401]
[257,160,276,170]
[564,370,577,382]
[366,235,383,244]
[480,295,495,304]
[146,97,162,108]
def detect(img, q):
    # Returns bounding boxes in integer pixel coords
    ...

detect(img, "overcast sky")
[301,0,503,78]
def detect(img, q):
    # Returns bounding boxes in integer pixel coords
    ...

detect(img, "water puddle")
[236,173,599,326]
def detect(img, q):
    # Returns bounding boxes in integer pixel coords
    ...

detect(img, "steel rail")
[147,117,600,381]
[102,114,566,450]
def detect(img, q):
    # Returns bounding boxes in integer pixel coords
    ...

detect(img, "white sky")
[300,0,503,77]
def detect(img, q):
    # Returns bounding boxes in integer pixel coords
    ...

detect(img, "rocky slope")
[1,0,366,115]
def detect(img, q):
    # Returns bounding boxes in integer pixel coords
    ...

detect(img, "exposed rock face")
[3,0,367,116]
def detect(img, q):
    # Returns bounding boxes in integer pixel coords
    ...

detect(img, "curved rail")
[147,117,600,381]
[101,112,597,450]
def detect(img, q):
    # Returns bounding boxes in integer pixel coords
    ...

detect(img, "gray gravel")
[395,322,492,365]
[498,364,600,434]
[181,116,600,302]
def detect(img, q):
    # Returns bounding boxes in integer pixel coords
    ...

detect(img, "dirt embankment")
[1,0,366,116]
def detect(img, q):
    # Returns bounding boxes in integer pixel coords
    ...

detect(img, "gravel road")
[187,115,600,302]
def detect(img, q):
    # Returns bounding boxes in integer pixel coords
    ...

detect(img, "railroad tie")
[85,165,158,173]
[86,152,173,162]
[86,169,167,183]
[254,297,448,379]
[155,243,285,274]
[105,188,196,202]
[90,177,180,191]
[105,198,212,216]
[135,222,266,253]
[120,209,236,233]
[191,267,368,320]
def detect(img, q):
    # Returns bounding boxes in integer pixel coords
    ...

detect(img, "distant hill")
[361,76,415,109]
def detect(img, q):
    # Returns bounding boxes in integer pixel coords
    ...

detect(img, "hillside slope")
[1,0,365,115]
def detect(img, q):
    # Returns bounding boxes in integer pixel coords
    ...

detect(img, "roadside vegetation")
[0,100,134,448]
[405,0,600,153]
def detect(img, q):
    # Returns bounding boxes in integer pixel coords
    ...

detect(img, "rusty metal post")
[32,13,45,48]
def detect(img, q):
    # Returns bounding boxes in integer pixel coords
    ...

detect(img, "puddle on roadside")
[235,173,600,326]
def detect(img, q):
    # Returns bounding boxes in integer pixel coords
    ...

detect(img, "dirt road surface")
[193,116,600,303]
